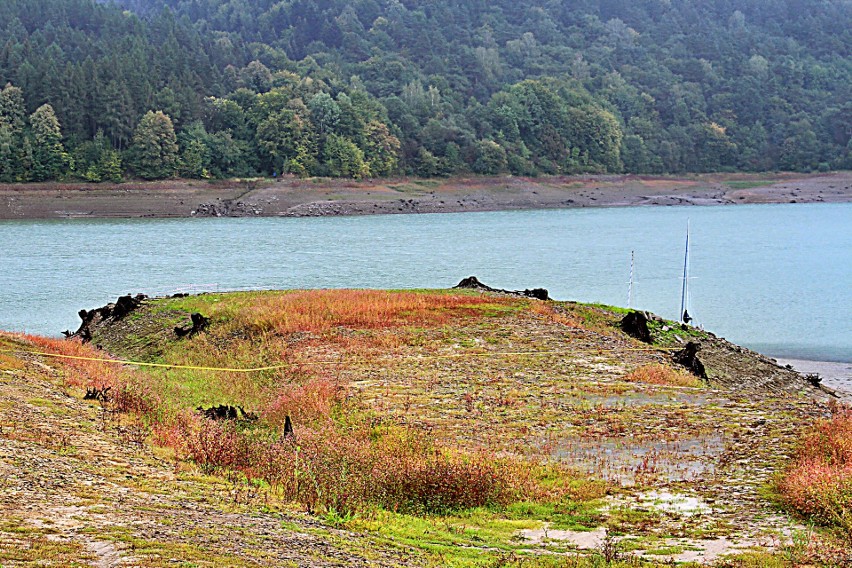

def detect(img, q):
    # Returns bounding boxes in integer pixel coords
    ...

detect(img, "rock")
[620,311,652,343]
[453,276,549,300]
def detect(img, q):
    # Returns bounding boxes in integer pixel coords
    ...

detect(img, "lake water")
[1,203,849,362]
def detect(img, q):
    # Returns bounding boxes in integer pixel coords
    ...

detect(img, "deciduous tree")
[130,111,179,180]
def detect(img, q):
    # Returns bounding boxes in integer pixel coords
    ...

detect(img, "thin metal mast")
[679,220,690,323]
[627,250,635,308]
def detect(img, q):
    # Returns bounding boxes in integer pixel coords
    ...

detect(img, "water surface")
[1,203,849,362]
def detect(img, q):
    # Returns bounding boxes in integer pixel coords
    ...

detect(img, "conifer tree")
[29,104,66,181]
[0,84,26,181]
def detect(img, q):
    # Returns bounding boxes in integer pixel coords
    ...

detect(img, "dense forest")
[0,0,849,181]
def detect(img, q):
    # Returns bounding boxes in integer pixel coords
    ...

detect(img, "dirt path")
[1,172,849,220]
[0,350,419,567]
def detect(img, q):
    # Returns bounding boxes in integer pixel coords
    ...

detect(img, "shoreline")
[1,171,850,220]
[775,358,852,399]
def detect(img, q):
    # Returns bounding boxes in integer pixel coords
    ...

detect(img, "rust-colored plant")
[623,363,702,388]
[263,375,344,426]
[777,406,852,535]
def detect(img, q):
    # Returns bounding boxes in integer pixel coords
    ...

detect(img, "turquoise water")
[1,203,849,362]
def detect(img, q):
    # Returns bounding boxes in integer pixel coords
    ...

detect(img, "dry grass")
[215,289,519,335]
[7,306,577,516]
[623,363,703,388]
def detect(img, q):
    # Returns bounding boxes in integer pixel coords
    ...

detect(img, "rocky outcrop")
[454,276,549,300]
[66,294,147,343]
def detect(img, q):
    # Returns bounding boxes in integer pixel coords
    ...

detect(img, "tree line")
[0,0,849,182]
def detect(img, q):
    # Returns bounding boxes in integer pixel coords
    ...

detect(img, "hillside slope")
[2,286,836,565]
[0,0,849,183]
[0,334,418,567]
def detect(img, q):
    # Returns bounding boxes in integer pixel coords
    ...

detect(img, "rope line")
[1,345,681,373]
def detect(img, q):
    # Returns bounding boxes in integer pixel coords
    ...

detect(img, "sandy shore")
[1,172,850,219]
[775,358,852,400]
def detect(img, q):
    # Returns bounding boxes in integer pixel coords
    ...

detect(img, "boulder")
[453,276,549,300]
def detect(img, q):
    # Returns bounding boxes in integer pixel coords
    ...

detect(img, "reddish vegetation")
[777,404,852,534]
[623,363,702,388]
[263,376,345,426]
[229,289,516,335]
[168,416,533,514]
[11,322,565,515]
[23,334,132,391]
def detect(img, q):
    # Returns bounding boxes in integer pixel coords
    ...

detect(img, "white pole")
[627,250,635,308]
[680,220,690,322]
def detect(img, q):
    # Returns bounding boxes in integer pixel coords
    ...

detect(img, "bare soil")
[1,172,850,220]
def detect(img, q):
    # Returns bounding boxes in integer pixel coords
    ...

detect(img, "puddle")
[554,435,724,485]
[635,491,713,516]
[518,526,607,549]
[517,523,763,564]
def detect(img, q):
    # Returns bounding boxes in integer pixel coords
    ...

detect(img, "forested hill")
[0,0,849,182]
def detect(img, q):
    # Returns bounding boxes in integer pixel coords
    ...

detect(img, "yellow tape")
[0,349,288,373]
[1,345,679,373]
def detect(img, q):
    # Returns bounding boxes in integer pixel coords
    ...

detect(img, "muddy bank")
[776,358,852,401]
[1,172,850,220]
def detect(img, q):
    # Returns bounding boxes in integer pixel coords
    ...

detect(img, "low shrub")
[623,363,702,388]
[263,375,344,426]
[176,417,531,514]
[776,405,852,535]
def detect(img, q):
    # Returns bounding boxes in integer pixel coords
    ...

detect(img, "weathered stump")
[673,341,707,379]
[620,311,652,343]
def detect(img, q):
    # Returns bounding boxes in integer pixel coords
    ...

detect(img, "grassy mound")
[5,288,846,566]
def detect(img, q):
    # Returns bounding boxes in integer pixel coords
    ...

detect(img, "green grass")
[724,180,774,190]
[645,319,709,347]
